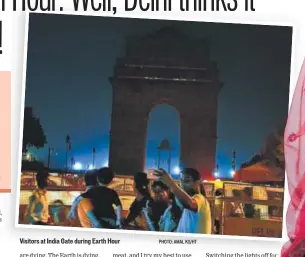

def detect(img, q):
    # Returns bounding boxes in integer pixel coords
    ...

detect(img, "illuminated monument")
[109,27,222,178]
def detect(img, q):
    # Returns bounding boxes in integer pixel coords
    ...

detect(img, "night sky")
[25,13,292,177]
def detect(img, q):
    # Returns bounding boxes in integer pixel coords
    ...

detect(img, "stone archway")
[108,27,222,179]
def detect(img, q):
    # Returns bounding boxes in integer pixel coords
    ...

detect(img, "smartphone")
[147,168,159,180]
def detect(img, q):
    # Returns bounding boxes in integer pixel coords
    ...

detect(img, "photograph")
[17,13,292,238]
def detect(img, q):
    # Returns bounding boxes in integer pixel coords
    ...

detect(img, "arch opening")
[145,103,181,178]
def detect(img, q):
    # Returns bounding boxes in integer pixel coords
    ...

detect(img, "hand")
[153,168,174,186]
[67,211,75,221]
[142,200,151,215]
[142,207,149,215]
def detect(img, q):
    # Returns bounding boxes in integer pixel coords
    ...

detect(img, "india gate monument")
[108,27,222,179]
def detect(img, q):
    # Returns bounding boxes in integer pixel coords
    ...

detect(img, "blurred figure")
[79,167,122,229]
[141,180,174,231]
[68,170,98,227]
[150,181,171,229]
[214,189,224,234]
[227,190,244,218]
[50,200,70,226]
[242,187,255,218]
[123,172,154,230]
[151,180,171,204]
[154,168,212,234]
[24,170,50,225]
[158,193,183,232]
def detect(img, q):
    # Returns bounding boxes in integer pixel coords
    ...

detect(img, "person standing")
[79,167,122,229]
[122,172,154,230]
[150,181,171,229]
[24,170,50,225]
[153,168,212,234]
[68,170,98,227]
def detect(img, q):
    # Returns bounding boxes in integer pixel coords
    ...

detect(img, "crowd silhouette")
[24,167,213,234]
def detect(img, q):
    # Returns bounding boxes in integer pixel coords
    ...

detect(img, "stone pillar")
[109,82,148,175]
[178,88,217,180]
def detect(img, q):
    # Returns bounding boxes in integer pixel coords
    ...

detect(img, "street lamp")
[92,147,96,169]
[47,147,54,168]
[232,150,236,170]
[63,134,71,186]
[65,134,71,171]
[232,150,236,179]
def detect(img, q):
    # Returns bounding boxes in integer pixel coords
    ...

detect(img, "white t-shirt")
[176,194,212,234]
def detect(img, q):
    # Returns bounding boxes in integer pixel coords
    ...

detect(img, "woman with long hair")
[158,191,183,232]
[122,172,154,230]
[142,180,182,232]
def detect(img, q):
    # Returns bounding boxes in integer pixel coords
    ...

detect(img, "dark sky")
[25,13,292,178]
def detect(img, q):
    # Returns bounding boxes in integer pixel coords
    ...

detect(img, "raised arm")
[153,169,198,212]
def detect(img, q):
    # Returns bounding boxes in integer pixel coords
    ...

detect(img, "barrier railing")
[202,182,215,234]
[21,174,284,236]
[221,182,284,238]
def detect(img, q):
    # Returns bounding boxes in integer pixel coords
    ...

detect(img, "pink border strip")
[282,59,305,257]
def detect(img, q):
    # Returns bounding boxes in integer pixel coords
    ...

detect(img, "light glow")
[73,162,82,170]
[230,170,235,177]
[173,166,181,174]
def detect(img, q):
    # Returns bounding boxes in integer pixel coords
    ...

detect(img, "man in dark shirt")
[81,167,122,229]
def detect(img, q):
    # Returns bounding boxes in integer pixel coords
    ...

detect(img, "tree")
[22,107,47,153]
[240,125,285,170]
[261,125,285,169]
[240,154,263,168]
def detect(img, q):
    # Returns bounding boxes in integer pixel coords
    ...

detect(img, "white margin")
[15,10,29,227]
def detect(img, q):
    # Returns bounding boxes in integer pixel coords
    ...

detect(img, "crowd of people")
[24,167,213,234]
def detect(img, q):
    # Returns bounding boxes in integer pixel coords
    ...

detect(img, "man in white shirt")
[153,167,212,234]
